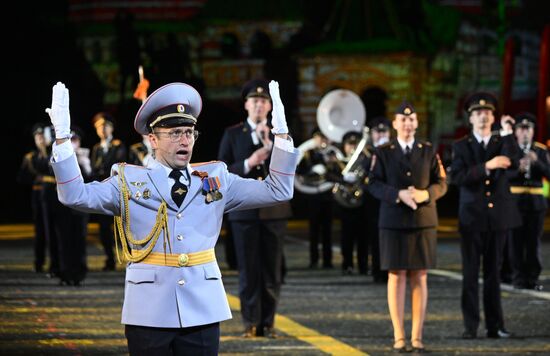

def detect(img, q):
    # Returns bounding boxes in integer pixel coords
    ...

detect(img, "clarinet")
[523,139,531,180]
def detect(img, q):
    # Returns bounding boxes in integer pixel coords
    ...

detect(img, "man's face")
[244,97,272,122]
[392,113,418,140]
[149,126,196,169]
[469,109,494,132]
[515,126,534,145]
[343,142,357,156]
[96,123,114,140]
[371,129,390,146]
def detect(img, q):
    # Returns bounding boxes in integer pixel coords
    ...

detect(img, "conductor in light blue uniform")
[45,80,298,355]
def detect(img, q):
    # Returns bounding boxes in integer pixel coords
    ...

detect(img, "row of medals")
[205,189,223,203]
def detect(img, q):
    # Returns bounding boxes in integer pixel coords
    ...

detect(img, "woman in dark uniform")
[368,101,447,352]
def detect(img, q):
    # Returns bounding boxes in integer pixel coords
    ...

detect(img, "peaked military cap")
[464,92,497,113]
[32,123,46,136]
[134,82,202,135]
[242,79,271,101]
[92,112,115,128]
[368,116,391,131]
[514,112,536,129]
[342,130,362,144]
[70,126,85,140]
[395,100,416,115]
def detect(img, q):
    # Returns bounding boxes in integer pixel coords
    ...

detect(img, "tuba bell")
[295,89,366,196]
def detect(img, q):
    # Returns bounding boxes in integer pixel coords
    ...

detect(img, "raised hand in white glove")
[268,80,288,135]
[45,82,71,139]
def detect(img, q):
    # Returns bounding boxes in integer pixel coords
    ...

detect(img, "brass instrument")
[332,126,371,208]
[295,89,365,195]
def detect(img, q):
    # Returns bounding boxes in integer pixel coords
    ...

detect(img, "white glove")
[269,80,288,135]
[343,172,358,183]
[311,164,327,176]
[45,82,71,139]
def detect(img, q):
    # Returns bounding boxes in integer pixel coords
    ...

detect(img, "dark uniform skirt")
[380,228,437,270]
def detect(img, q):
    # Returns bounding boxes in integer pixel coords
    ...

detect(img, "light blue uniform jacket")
[51,144,298,328]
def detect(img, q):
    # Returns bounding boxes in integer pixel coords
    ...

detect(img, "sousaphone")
[295,89,366,195]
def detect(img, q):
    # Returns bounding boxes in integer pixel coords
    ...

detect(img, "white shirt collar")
[247,117,267,145]
[473,131,491,146]
[151,159,191,185]
[397,137,415,151]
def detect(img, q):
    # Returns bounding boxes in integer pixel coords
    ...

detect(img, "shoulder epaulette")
[456,135,470,144]
[191,160,221,167]
[24,152,34,160]
[130,142,143,149]
[534,142,548,150]
[112,139,122,146]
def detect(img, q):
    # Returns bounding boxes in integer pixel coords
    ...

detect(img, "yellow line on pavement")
[226,294,368,356]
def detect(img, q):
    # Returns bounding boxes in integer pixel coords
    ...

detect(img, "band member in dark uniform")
[128,135,153,166]
[17,123,58,274]
[364,116,391,283]
[368,101,447,352]
[218,79,292,338]
[339,130,368,275]
[296,127,339,269]
[508,112,549,291]
[450,92,521,339]
[55,127,91,285]
[91,112,127,270]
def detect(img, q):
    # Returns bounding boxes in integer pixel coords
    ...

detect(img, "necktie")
[405,145,411,159]
[169,169,187,207]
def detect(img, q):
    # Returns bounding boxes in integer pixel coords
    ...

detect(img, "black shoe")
[486,328,512,338]
[241,326,257,338]
[513,281,527,289]
[263,326,278,339]
[322,263,333,269]
[462,330,477,339]
[308,262,318,269]
[527,282,544,291]
[342,266,353,275]
[392,339,408,353]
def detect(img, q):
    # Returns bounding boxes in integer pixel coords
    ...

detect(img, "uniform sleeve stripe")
[271,168,295,176]
[58,175,81,185]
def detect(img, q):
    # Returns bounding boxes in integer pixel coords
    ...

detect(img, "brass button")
[176,213,182,219]
[485,192,491,197]
[488,203,494,208]
[406,172,411,176]
[485,180,490,185]
[178,253,189,267]
[177,235,183,241]
[178,279,185,285]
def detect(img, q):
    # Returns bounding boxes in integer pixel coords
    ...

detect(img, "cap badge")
[479,99,486,106]
[256,87,263,93]
[177,104,185,113]
[404,107,412,115]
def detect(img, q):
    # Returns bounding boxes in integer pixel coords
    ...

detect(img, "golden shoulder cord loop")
[114,164,172,263]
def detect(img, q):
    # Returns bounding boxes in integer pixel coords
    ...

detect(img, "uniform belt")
[133,248,216,267]
[41,176,56,184]
[510,186,544,195]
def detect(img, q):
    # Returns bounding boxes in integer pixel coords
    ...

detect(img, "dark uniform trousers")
[17,150,59,273]
[308,192,333,267]
[125,323,220,356]
[340,205,367,273]
[91,139,127,268]
[508,142,550,287]
[38,183,61,275]
[450,133,521,333]
[218,121,291,331]
[296,148,336,267]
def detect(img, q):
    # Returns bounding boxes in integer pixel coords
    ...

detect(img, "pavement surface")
[0,219,549,355]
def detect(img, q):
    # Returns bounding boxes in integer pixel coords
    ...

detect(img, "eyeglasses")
[154,129,199,142]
